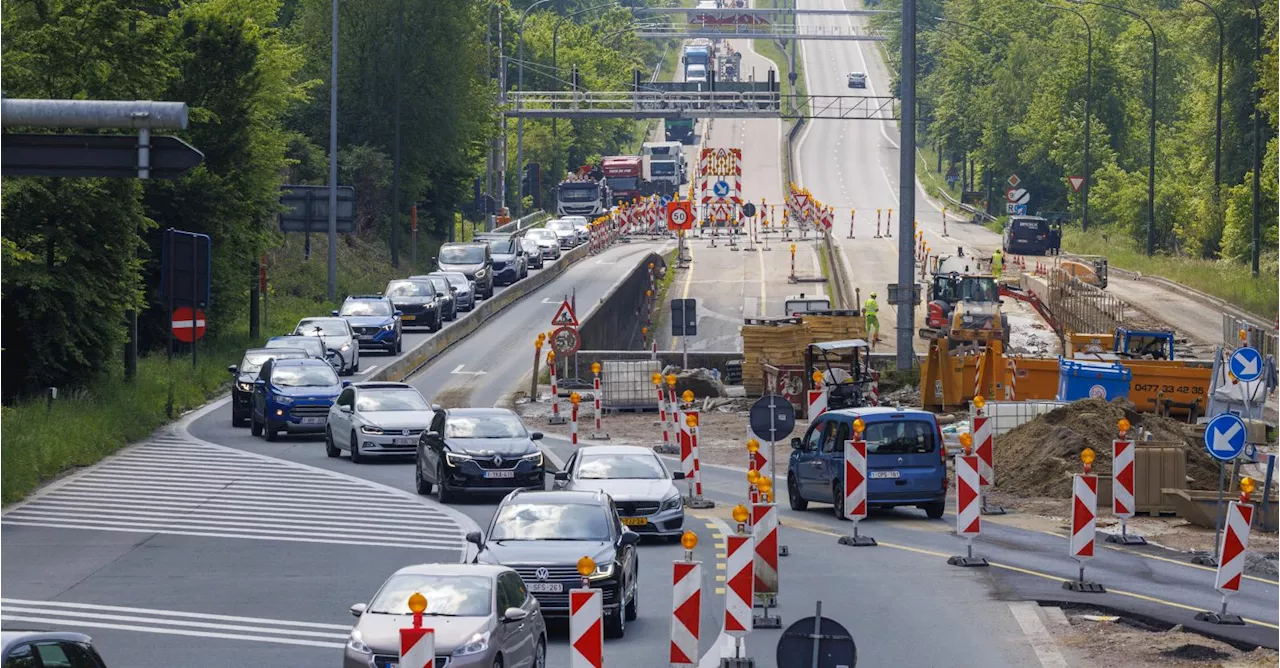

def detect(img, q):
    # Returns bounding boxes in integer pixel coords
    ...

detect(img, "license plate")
[620,517,648,526]
[527,582,563,593]
[358,335,373,341]
[870,470,900,479]
[484,470,515,479]
[402,314,416,321]
[383,663,397,668]
[393,437,416,445]
[300,417,325,425]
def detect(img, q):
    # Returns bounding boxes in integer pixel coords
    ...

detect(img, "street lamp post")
[515,0,555,217]
[1185,0,1224,228]
[1246,0,1261,276]
[1074,0,1156,256]
[326,0,339,300]
[1041,3,1093,231]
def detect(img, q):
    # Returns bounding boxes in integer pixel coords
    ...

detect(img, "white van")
[642,141,687,183]
[784,293,831,317]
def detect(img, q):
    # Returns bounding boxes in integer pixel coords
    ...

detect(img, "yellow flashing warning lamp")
[666,374,677,387]
[758,476,773,496]
[746,438,760,454]
[407,592,427,614]
[812,370,824,385]
[732,504,749,524]
[576,556,596,577]
[685,413,699,428]
[1081,447,1095,473]
[591,362,601,375]
[652,372,663,386]
[570,392,581,405]
[646,289,653,298]
[547,351,556,364]
[852,417,865,434]
[642,326,649,336]
[747,469,761,485]
[682,389,695,404]
[973,395,985,410]
[959,432,973,455]
[790,243,796,254]
[1240,476,1256,502]
[649,262,655,270]
[680,531,698,550]
[1117,418,1131,436]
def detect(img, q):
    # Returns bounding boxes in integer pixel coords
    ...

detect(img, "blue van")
[786,407,948,519]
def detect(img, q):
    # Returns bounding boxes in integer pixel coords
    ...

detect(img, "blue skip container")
[1056,358,1132,402]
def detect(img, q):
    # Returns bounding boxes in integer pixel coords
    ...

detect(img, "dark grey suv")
[437,242,494,299]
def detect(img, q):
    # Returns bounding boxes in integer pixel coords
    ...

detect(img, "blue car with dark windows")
[787,407,948,519]
[250,358,345,441]
[333,295,403,355]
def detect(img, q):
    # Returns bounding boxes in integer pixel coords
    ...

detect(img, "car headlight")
[346,630,372,655]
[588,561,615,581]
[660,492,683,512]
[380,322,395,331]
[445,452,472,467]
[340,342,351,351]
[236,381,253,392]
[273,394,294,405]
[453,631,490,657]
[360,425,384,435]
[474,268,488,279]
[522,451,544,467]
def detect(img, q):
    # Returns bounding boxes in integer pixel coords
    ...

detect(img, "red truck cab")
[601,156,643,206]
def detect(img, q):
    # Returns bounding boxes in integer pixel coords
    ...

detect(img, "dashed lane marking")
[2,435,464,551]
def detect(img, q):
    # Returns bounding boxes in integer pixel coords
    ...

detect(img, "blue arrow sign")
[713,180,730,197]
[1203,413,1247,461]
[1229,346,1263,383]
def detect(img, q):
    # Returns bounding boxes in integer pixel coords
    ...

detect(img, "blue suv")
[333,295,402,354]
[250,358,345,441]
[787,407,948,519]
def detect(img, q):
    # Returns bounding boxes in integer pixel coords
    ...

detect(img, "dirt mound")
[993,398,1219,498]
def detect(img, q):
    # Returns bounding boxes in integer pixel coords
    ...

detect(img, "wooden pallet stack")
[741,318,812,395]
[801,313,867,343]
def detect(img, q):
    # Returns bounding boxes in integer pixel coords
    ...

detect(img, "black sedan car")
[414,408,544,502]
[228,347,308,427]
[383,278,443,332]
[411,274,458,321]
[469,489,640,638]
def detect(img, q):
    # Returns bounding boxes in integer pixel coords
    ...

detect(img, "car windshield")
[386,280,434,298]
[340,301,392,317]
[445,414,526,438]
[272,365,339,387]
[441,273,470,287]
[548,221,574,231]
[957,278,997,303]
[528,230,556,242]
[296,319,349,337]
[651,162,677,176]
[440,247,486,264]
[356,389,430,412]
[490,239,518,254]
[423,276,451,293]
[266,337,324,357]
[490,502,611,541]
[559,186,598,202]
[368,574,492,616]
[607,177,639,191]
[864,420,937,454]
[240,351,300,374]
[577,454,667,480]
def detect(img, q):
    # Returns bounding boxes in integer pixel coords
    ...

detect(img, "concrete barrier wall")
[369,242,592,383]
[576,252,667,352]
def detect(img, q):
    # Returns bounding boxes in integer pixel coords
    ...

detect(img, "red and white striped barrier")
[1112,439,1135,518]
[679,410,695,483]
[723,534,755,637]
[956,453,981,538]
[1070,473,1097,562]
[972,415,993,489]
[807,387,828,419]
[1214,500,1253,595]
[670,560,701,666]
[570,396,580,446]
[837,436,877,547]
[747,431,768,491]
[569,588,603,668]
[869,369,881,406]
[1005,359,1018,400]
[549,357,563,424]
[400,627,435,668]
[658,384,670,449]
[752,503,779,598]
[590,370,607,439]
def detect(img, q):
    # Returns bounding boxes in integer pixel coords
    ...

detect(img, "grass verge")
[1059,228,1279,320]
[2,232,422,504]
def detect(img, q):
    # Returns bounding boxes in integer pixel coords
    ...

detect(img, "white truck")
[642,141,688,184]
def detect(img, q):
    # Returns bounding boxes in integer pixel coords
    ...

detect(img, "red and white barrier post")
[1107,419,1147,545]
[548,351,566,425]
[971,396,1005,515]
[941,206,949,236]
[874,209,882,238]
[589,362,609,440]
[569,392,581,446]
[570,557,604,668]
[681,402,714,509]
[670,532,702,666]
[655,373,673,451]
[724,505,755,659]
[885,208,893,237]
[1064,448,1105,592]
[667,375,679,457]
[1196,477,1257,625]
[839,418,878,547]
[399,592,435,668]
[807,371,829,419]
[948,432,989,567]
[752,494,783,628]
[848,208,856,239]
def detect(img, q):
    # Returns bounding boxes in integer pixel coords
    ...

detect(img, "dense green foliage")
[872,0,1277,266]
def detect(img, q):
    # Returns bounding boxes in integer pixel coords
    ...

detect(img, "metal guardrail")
[1223,312,1278,359]
[492,210,547,234]
[504,92,898,120]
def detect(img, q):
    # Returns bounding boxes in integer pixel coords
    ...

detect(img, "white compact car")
[326,382,438,462]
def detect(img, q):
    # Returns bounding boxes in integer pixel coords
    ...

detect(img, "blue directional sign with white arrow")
[713,180,730,197]
[1229,346,1263,383]
[1203,413,1247,461]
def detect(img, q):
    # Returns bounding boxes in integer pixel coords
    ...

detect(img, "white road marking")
[1,435,463,551]
[450,364,487,375]
[0,615,344,649]
[1008,602,1070,668]
[698,514,740,668]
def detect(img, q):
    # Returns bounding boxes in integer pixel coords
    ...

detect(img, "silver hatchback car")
[344,563,547,668]
[553,444,687,539]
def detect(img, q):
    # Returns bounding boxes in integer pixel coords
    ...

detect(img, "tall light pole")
[515,0,554,217]
[1246,0,1261,276]
[1184,0,1223,230]
[896,0,917,371]
[1074,0,1156,256]
[1041,3,1093,231]
[389,0,404,268]
[327,0,339,300]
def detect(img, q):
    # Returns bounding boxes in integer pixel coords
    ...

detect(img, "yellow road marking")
[716,563,726,571]
[716,575,726,582]
[715,587,726,595]
[714,543,726,550]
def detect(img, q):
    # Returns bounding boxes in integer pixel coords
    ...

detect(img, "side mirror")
[393,310,403,316]
[790,437,803,450]
[502,607,530,623]
[431,404,442,412]
[530,431,544,440]
[554,471,570,481]
[227,365,238,374]
[425,430,440,439]
[350,603,367,617]
[672,471,686,480]
[330,310,340,317]
[341,380,352,388]
[620,531,641,546]
[450,287,458,293]
[465,531,483,547]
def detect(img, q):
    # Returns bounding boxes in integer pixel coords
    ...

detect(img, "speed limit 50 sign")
[666,200,693,230]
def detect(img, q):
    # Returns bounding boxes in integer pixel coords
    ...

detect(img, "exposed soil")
[1051,609,1279,668]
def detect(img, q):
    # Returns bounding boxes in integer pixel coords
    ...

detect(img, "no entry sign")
[172,306,207,343]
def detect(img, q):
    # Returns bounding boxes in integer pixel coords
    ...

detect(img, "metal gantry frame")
[502,91,898,120]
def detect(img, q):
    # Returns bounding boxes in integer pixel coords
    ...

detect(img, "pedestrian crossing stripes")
[0,598,348,649]
[2,434,463,551]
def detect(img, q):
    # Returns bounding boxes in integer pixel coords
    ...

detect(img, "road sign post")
[1199,412,1248,566]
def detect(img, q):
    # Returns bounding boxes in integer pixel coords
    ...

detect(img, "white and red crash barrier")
[678,410,707,502]
[1112,439,1135,518]
[1004,358,1018,400]
[658,383,670,448]
[973,415,993,489]
[869,369,881,406]
[549,355,563,424]
[400,626,434,668]
[569,588,603,668]
[752,503,779,598]
[956,453,981,538]
[723,534,755,636]
[1070,473,1097,561]
[807,387,828,419]
[844,439,868,523]
[679,410,696,482]
[670,560,701,666]
[1214,500,1253,595]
